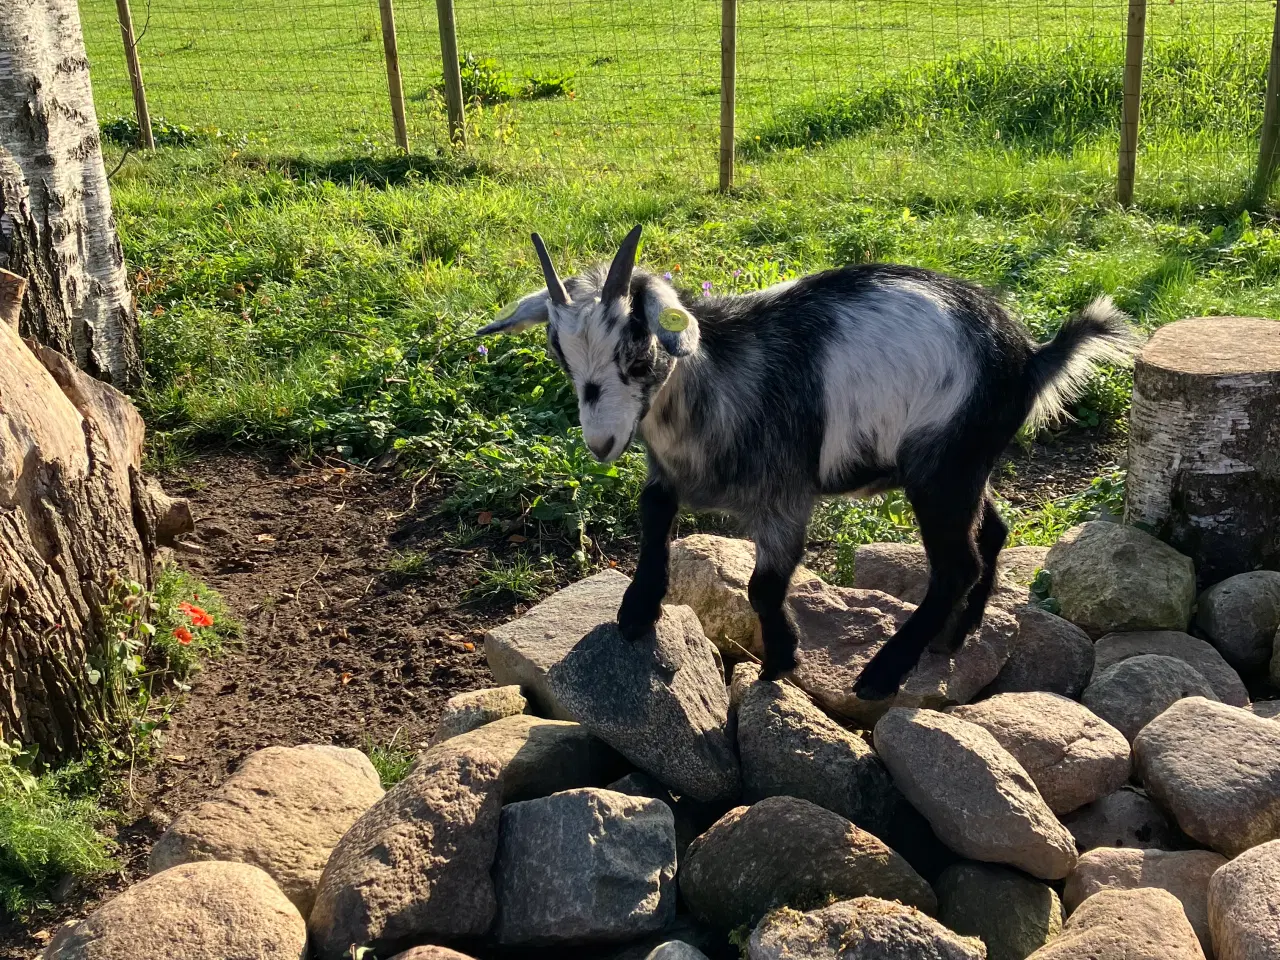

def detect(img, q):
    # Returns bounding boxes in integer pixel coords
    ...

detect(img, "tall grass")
[746,35,1267,155]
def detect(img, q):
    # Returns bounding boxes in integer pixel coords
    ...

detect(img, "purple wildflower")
[663,271,673,281]
[477,343,489,357]
[733,269,742,278]
[702,280,712,296]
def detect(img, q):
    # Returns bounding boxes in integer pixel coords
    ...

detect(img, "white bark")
[0,0,141,388]
[1126,317,1280,585]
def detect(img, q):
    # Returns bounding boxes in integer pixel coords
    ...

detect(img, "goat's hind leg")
[748,511,810,681]
[948,493,1008,642]
[852,478,985,700]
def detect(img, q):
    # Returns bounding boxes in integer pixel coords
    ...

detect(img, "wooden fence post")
[378,0,411,152]
[1116,0,1147,207]
[114,0,154,149]
[1249,0,1280,207]
[436,0,466,145]
[719,0,737,192]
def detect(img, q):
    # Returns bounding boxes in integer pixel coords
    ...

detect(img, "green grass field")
[80,0,1280,566]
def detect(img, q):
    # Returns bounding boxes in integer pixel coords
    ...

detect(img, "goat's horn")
[531,233,569,306]
[602,224,643,303]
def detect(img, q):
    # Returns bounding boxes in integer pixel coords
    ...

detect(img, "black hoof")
[852,661,906,701]
[616,613,658,643]
[760,650,799,682]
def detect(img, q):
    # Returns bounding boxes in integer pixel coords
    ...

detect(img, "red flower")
[172,626,194,646]
[179,602,214,628]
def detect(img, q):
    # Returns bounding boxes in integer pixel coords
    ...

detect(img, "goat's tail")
[1025,296,1142,430]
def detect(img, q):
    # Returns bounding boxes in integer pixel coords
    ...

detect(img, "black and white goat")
[479,225,1136,698]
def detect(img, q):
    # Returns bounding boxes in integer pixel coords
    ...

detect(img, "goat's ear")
[640,278,700,356]
[476,289,551,336]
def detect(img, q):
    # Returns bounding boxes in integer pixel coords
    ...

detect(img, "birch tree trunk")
[1126,317,1280,586]
[0,0,142,389]
[0,271,189,757]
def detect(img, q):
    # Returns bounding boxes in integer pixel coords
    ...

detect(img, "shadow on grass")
[272,151,500,189]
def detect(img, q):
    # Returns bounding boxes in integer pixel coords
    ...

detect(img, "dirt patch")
[0,431,1121,956]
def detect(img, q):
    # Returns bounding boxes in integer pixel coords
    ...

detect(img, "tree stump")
[0,270,191,757]
[1126,317,1280,585]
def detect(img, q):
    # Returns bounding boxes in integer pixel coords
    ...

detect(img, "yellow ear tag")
[495,300,519,323]
[658,308,689,333]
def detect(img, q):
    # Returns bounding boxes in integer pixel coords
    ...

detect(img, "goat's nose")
[588,435,616,460]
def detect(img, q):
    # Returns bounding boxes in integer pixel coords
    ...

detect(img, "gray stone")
[1064,848,1226,956]
[606,771,716,859]
[1025,888,1206,960]
[1134,697,1280,857]
[485,569,629,719]
[1195,571,1280,673]
[852,542,931,604]
[851,541,1037,610]
[872,708,1077,880]
[950,693,1128,814]
[738,680,898,835]
[999,546,1052,590]
[680,796,935,932]
[148,744,383,918]
[435,714,627,802]
[729,661,762,714]
[936,862,1063,960]
[387,950,476,960]
[1207,838,1280,960]
[983,606,1095,701]
[1060,787,1181,852]
[428,685,527,745]
[1093,632,1249,707]
[667,534,819,656]
[1043,522,1196,636]
[492,788,676,946]
[41,862,307,960]
[788,581,1017,725]
[601,917,724,960]
[748,897,986,960]
[547,605,740,804]
[1252,700,1280,720]
[644,944,711,960]
[1082,655,1218,742]
[308,745,503,960]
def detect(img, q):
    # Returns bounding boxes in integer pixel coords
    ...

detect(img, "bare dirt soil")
[0,431,1123,957]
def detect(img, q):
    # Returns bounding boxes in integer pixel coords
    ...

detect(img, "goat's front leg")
[617,479,680,641]
[749,511,810,681]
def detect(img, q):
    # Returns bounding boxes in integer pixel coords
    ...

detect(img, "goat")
[478,225,1136,699]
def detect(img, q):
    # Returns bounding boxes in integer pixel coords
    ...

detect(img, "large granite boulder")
[747,897,986,960]
[547,605,740,804]
[149,744,383,917]
[492,788,677,946]
[1024,888,1206,960]
[737,679,898,835]
[1043,522,1195,636]
[1134,697,1280,857]
[949,692,1130,814]
[485,569,629,718]
[936,861,1063,960]
[680,796,935,931]
[1092,632,1248,707]
[873,708,1077,880]
[43,862,306,960]
[788,581,1016,725]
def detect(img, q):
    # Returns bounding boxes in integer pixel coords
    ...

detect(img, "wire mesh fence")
[79,0,1279,204]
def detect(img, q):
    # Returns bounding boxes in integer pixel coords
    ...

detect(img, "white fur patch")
[552,299,644,460]
[817,280,975,481]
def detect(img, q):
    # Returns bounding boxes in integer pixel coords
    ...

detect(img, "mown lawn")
[80,0,1280,574]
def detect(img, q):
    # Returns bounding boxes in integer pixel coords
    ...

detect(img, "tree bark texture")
[1126,317,1280,586]
[0,270,190,757]
[0,0,142,389]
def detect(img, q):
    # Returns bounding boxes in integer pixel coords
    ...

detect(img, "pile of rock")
[44,525,1280,960]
